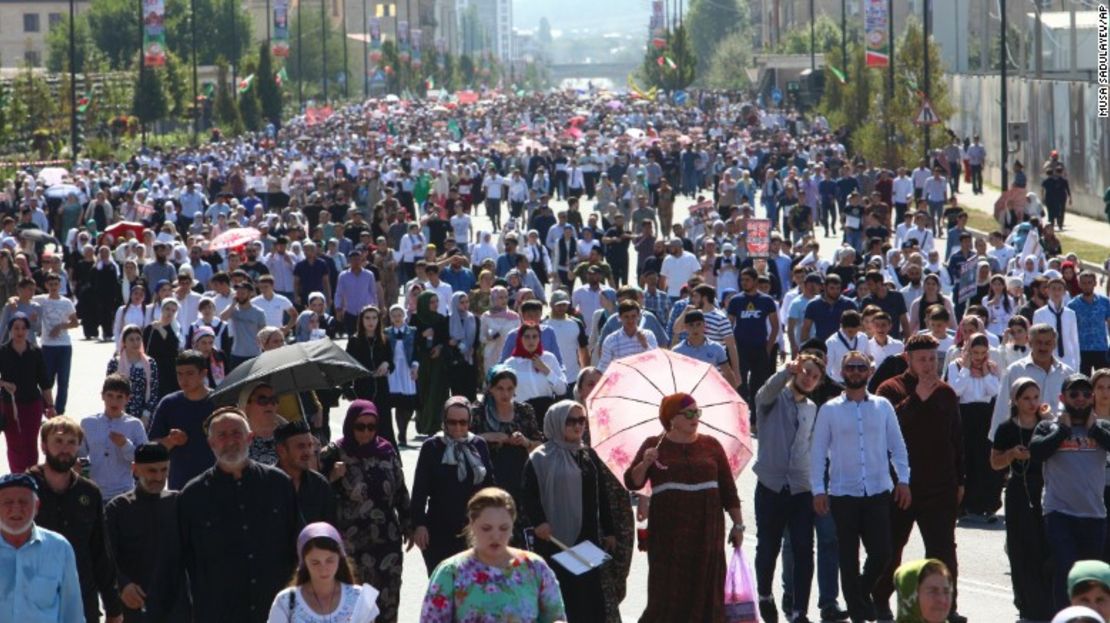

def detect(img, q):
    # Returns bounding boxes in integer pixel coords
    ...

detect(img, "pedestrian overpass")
[548,61,638,87]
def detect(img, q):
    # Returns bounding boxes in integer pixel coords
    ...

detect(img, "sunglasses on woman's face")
[565,416,588,426]
[352,422,377,432]
[681,408,701,420]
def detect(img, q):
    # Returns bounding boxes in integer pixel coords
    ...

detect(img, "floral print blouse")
[420,549,566,623]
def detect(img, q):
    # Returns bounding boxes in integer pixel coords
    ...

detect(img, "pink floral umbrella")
[585,349,754,488]
[208,227,261,251]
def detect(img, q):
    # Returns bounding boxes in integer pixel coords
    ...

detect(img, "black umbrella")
[209,338,370,406]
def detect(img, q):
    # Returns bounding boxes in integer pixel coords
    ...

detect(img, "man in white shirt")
[867,311,904,369]
[892,168,915,223]
[903,211,935,254]
[1033,278,1080,372]
[252,275,296,335]
[989,323,1074,440]
[544,291,589,389]
[398,222,426,284]
[598,300,658,371]
[660,238,702,300]
[825,310,865,384]
[173,268,204,333]
[264,237,296,300]
[481,167,506,230]
[507,170,530,220]
[911,159,932,201]
[566,160,586,198]
[572,267,604,325]
[987,231,1015,272]
[810,350,911,623]
[922,168,949,237]
[423,265,454,316]
[449,203,472,254]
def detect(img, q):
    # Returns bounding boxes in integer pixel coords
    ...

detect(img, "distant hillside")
[513,0,653,34]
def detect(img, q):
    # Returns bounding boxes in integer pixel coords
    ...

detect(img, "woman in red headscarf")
[624,393,745,623]
[503,322,566,425]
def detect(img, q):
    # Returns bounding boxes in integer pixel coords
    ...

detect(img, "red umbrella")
[208,227,261,251]
[104,221,147,240]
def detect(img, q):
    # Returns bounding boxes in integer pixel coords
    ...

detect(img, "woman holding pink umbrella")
[624,392,745,622]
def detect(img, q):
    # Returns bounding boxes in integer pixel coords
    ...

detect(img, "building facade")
[0,0,90,68]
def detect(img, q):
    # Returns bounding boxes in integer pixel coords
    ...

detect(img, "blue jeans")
[783,506,841,609]
[754,483,814,616]
[843,228,863,254]
[1045,511,1106,611]
[42,345,72,414]
[927,200,945,235]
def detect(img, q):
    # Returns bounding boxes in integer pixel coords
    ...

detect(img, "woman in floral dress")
[106,324,160,424]
[320,399,412,623]
[420,487,566,623]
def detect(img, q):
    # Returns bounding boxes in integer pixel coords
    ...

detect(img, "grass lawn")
[961,207,1108,266]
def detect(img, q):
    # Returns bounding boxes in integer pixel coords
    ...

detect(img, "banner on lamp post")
[863,0,890,67]
[411,28,422,68]
[272,0,290,57]
[398,20,410,61]
[141,0,166,66]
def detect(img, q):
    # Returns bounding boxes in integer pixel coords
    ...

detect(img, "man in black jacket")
[105,443,191,622]
[275,420,336,525]
[179,407,302,623]
[29,416,124,623]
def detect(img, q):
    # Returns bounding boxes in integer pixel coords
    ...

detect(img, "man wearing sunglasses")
[810,350,909,623]
[751,354,824,623]
[1030,373,1110,611]
[873,334,965,623]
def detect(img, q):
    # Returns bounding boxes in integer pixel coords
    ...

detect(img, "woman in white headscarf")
[522,399,619,622]
[479,286,519,380]
[470,231,498,267]
[448,291,479,401]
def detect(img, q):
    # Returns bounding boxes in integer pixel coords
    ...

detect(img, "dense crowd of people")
[0,87,1109,623]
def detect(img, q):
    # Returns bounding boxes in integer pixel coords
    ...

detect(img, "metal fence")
[946,73,1110,221]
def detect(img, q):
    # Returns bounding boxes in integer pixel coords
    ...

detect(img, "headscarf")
[415,290,441,326]
[529,399,587,545]
[483,365,518,431]
[509,322,543,358]
[1061,260,1081,296]
[158,298,181,341]
[294,310,320,343]
[659,392,696,431]
[448,291,477,364]
[296,522,346,564]
[116,325,153,406]
[338,399,394,459]
[436,396,487,485]
[894,558,949,623]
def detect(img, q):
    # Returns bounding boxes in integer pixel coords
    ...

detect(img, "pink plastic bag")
[724,546,760,623]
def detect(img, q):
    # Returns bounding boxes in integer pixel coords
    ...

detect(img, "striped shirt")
[598,328,658,371]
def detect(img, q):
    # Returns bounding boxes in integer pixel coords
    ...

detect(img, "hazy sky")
[512,0,654,34]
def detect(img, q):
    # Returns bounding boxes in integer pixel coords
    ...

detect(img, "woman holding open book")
[521,400,619,622]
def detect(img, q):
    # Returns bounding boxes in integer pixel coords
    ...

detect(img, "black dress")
[993,419,1053,621]
[90,261,122,339]
[143,324,181,394]
[346,336,396,445]
[409,435,496,574]
[522,446,615,623]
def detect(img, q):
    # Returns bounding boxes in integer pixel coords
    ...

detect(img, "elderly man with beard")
[105,443,191,623]
[874,334,966,623]
[1030,373,1110,610]
[178,407,301,623]
[28,416,124,623]
[0,472,84,622]
[274,419,336,525]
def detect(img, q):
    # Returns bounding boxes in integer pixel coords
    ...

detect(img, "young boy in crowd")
[999,315,1032,368]
[867,311,904,368]
[79,374,149,499]
[1068,560,1110,622]
[825,309,864,384]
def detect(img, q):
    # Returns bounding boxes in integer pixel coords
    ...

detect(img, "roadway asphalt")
[0,194,1020,622]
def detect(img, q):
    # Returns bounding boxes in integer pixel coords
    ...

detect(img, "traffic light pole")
[1000,0,1009,189]
[191,0,198,144]
[923,0,931,158]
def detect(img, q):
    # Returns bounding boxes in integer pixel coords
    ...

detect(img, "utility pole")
[230,0,238,100]
[362,0,369,98]
[886,0,894,162]
[321,0,329,102]
[809,0,815,72]
[191,0,199,143]
[840,0,847,80]
[342,0,349,99]
[138,0,146,147]
[1000,0,1009,188]
[297,0,304,109]
[923,0,932,158]
[68,0,78,162]
[267,0,272,40]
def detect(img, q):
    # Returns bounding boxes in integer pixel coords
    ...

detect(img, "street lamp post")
[923,0,931,157]
[1000,0,1009,189]
[321,0,328,102]
[297,0,303,109]
[230,0,238,100]
[342,0,349,99]
[68,0,78,162]
[886,0,894,162]
[191,0,199,144]
[362,0,369,98]
[840,0,847,80]
[809,0,815,73]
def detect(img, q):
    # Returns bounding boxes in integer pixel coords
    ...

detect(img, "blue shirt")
[727,292,778,348]
[0,526,84,623]
[1067,294,1110,352]
[441,266,477,293]
[810,393,911,496]
[148,391,217,490]
[674,338,728,367]
[803,296,858,342]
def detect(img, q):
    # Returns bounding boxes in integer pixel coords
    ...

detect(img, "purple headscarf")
[297,522,346,563]
[338,399,394,459]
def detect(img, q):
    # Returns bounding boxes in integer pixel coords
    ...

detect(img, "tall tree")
[705,30,752,90]
[640,23,695,92]
[85,0,139,69]
[213,60,243,135]
[46,14,95,73]
[686,0,746,75]
[286,5,345,97]
[256,43,283,127]
[133,66,168,125]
